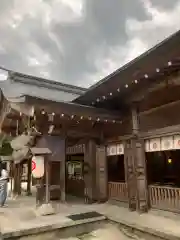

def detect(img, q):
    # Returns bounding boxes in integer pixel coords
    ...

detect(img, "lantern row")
[91,61,174,105]
[38,110,122,124]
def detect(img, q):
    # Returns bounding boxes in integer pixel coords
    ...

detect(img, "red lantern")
[32,160,36,171]
[31,156,44,178]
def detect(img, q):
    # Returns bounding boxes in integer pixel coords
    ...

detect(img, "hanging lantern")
[31,155,44,178]
[168,158,172,164]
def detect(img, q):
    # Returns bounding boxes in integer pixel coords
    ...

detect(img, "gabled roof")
[74,29,180,105]
[0,71,122,130]
[9,71,86,95]
[0,71,87,103]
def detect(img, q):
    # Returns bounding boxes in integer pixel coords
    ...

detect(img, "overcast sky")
[0,0,180,87]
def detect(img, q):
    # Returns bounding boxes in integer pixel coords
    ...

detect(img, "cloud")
[149,0,179,10]
[0,69,8,81]
[0,0,179,87]
[86,0,180,85]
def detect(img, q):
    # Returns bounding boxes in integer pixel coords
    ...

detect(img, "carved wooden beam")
[139,99,180,117]
[25,95,121,122]
[139,124,180,139]
[52,128,100,139]
[66,144,85,155]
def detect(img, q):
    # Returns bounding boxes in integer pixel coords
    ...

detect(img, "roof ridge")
[88,29,180,90]
[9,71,87,92]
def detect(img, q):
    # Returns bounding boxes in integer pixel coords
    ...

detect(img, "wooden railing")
[108,182,128,202]
[149,185,180,212]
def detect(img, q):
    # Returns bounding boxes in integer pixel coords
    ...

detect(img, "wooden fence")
[108,182,128,202]
[149,185,180,212]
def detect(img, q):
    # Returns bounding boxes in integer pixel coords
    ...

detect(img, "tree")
[0,134,13,157]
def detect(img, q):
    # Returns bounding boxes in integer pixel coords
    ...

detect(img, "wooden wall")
[35,135,66,200]
[140,101,180,133]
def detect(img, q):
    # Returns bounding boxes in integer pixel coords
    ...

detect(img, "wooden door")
[135,139,149,212]
[124,139,137,211]
[96,145,108,202]
[66,160,84,198]
[50,162,61,200]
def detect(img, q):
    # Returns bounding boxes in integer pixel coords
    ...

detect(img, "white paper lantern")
[32,156,44,178]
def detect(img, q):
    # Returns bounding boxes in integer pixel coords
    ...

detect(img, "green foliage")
[0,134,13,156]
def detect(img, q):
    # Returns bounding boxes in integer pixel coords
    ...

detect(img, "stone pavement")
[0,196,105,238]
[76,223,145,240]
[97,202,180,240]
[1,195,180,239]
[0,198,144,240]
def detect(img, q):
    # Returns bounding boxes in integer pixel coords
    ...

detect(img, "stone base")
[84,198,97,204]
[35,203,55,216]
[8,192,18,200]
[97,198,108,203]
[26,192,32,196]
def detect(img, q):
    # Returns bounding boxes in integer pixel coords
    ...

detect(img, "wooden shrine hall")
[0,71,122,204]
[1,29,180,213]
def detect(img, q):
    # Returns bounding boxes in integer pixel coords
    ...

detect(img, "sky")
[0,0,180,87]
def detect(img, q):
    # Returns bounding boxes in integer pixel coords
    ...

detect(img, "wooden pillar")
[36,177,44,206]
[45,157,50,203]
[10,162,13,196]
[84,139,97,203]
[124,139,137,211]
[13,163,21,196]
[96,145,108,202]
[27,158,32,196]
[13,164,18,196]
[60,139,66,202]
[20,164,23,195]
[13,164,16,195]
[17,163,22,195]
[130,105,148,213]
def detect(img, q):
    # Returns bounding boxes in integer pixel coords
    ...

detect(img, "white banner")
[161,136,174,151]
[107,143,124,156]
[109,145,117,156]
[117,144,124,155]
[149,138,161,152]
[173,135,180,149]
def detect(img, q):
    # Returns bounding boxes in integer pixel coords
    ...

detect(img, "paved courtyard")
[0,184,180,239]
[66,223,145,240]
[0,196,143,239]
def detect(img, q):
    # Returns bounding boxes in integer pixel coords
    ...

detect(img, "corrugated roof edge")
[8,71,87,96]
[74,29,180,101]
